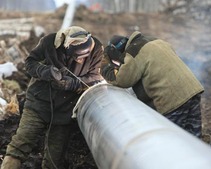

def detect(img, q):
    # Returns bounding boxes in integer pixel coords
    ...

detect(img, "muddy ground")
[0,5,211,169]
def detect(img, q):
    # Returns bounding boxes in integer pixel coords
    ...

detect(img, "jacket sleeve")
[101,52,143,88]
[25,37,47,78]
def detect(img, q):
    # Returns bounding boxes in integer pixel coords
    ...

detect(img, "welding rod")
[64,67,90,88]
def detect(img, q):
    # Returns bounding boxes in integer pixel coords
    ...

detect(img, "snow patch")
[0,62,17,80]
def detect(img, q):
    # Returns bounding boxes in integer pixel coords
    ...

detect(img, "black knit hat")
[108,35,128,53]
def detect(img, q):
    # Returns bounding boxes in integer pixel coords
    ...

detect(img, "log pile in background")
[0,18,45,120]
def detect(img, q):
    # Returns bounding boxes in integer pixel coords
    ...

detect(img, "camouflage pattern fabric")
[164,94,202,138]
[5,108,71,168]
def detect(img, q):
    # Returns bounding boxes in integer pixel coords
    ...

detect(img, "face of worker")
[65,37,94,64]
[74,38,96,64]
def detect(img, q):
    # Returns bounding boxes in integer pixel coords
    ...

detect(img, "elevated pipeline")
[61,0,76,29]
[73,83,211,169]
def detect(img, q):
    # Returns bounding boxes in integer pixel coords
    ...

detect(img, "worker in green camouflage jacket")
[1,26,104,169]
[101,31,204,138]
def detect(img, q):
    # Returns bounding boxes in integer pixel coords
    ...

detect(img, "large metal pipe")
[73,83,211,169]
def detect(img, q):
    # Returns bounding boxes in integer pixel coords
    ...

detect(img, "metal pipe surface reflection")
[73,83,211,169]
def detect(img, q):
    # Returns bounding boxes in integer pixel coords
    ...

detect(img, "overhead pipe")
[73,83,211,169]
[61,0,76,29]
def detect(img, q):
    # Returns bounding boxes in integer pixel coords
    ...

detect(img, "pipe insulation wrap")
[73,83,211,169]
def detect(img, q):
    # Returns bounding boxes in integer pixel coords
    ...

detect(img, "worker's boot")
[1,156,21,169]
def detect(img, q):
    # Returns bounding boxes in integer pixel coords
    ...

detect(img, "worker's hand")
[36,65,62,81]
[104,45,124,67]
[51,76,81,91]
[59,66,69,76]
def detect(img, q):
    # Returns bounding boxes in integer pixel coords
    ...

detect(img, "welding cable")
[45,83,59,169]
[45,68,89,169]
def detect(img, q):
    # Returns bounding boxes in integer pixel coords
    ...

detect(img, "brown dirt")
[0,4,211,169]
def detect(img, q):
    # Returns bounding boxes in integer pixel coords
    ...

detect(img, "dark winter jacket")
[101,31,204,114]
[24,33,104,124]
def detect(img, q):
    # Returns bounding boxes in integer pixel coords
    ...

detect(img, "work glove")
[100,64,118,82]
[59,66,69,76]
[51,76,82,92]
[36,65,62,81]
[104,45,124,67]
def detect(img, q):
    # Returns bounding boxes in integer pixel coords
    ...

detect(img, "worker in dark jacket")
[1,26,104,169]
[101,31,204,138]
